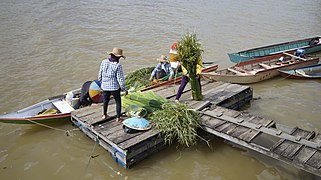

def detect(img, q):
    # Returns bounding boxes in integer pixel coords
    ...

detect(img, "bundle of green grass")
[122,91,201,147]
[125,67,154,90]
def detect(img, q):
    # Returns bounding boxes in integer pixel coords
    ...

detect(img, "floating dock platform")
[71,80,321,177]
[71,81,252,168]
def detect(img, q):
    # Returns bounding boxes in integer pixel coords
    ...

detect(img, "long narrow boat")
[202,54,319,84]
[278,63,321,79]
[0,89,81,124]
[0,64,218,124]
[228,36,321,63]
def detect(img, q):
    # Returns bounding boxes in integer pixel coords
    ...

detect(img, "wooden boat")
[278,63,321,79]
[228,36,321,63]
[202,53,320,84]
[141,64,218,91]
[0,89,81,124]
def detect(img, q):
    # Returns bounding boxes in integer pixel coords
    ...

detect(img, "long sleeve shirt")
[98,59,127,91]
[150,62,174,77]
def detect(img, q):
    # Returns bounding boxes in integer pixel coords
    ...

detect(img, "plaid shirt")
[150,62,174,77]
[98,59,127,91]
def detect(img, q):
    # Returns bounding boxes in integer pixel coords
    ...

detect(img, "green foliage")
[121,91,201,147]
[125,67,154,89]
[150,102,201,147]
[122,91,168,113]
[177,32,203,101]
[177,32,203,76]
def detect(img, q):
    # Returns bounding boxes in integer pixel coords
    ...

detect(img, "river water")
[1,0,321,179]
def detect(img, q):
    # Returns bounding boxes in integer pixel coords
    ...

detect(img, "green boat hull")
[228,36,321,63]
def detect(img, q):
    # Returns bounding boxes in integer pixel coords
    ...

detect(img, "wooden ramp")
[197,106,321,177]
[71,81,252,168]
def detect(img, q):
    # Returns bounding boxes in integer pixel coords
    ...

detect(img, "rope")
[25,119,79,136]
[85,135,99,171]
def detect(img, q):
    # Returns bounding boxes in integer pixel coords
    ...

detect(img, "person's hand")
[168,76,172,81]
[149,77,153,81]
[124,90,128,96]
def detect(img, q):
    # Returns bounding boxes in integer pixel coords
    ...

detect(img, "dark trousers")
[103,88,122,118]
[175,75,201,100]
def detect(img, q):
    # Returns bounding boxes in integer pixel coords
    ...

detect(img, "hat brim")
[157,58,167,62]
[108,52,126,59]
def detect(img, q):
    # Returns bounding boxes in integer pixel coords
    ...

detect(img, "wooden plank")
[72,106,100,118]
[213,106,242,118]
[280,141,303,159]
[118,129,161,149]
[103,125,145,145]
[215,122,234,132]
[200,110,321,150]
[94,119,119,132]
[311,133,321,145]
[238,129,261,142]
[221,123,238,134]
[190,100,211,111]
[201,82,231,96]
[127,139,167,168]
[201,116,227,129]
[126,134,165,159]
[291,127,315,140]
[228,125,251,138]
[306,151,321,169]
[293,146,317,165]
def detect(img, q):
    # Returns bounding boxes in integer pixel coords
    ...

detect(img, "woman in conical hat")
[98,47,128,122]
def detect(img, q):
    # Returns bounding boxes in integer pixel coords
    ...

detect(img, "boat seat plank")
[259,63,272,69]
[53,100,74,113]
[283,52,307,61]
[227,68,247,75]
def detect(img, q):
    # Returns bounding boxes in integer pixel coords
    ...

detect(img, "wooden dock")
[71,80,252,168]
[71,80,321,177]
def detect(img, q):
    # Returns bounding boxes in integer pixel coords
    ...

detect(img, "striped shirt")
[98,59,127,91]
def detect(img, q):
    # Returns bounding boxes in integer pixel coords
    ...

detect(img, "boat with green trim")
[278,63,321,79]
[228,36,321,63]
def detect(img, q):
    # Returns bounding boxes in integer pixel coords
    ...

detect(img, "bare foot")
[102,115,110,120]
[116,117,124,122]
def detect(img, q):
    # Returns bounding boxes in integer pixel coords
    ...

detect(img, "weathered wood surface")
[71,80,253,168]
[199,106,321,176]
[71,79,321,176]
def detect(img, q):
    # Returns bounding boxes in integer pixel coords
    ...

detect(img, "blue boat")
[228,36,321,63]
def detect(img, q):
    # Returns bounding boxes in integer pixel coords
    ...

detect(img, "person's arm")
[98,61,104,82]
[167,63,174,81]
[150,64,160,81]
[116,64,128,94]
